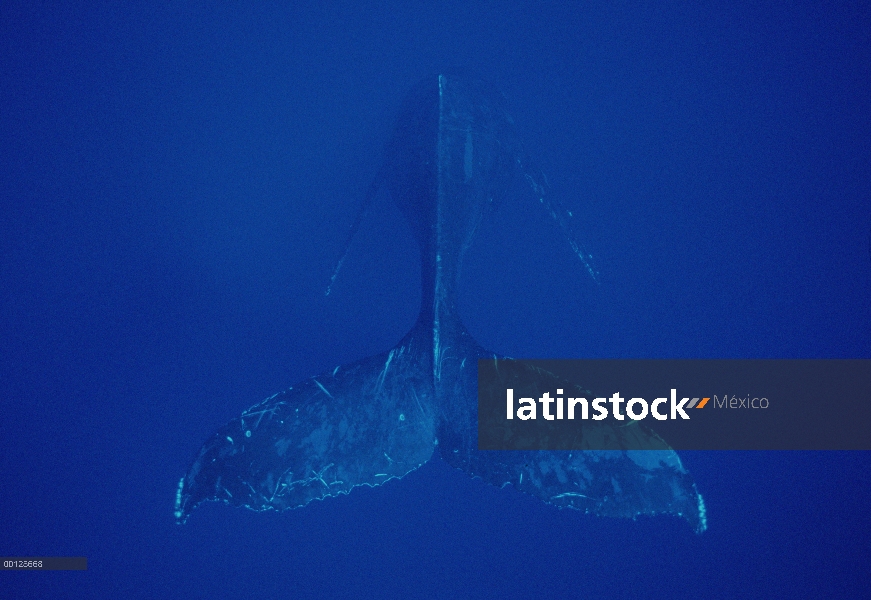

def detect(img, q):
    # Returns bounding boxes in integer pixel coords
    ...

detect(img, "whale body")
[175,76,707,534]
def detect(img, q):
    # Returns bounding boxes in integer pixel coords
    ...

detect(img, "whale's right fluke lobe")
[462,445,708,533]
[431,332,707,534]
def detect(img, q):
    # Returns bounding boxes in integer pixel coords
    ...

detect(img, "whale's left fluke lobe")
[175,321,436,523]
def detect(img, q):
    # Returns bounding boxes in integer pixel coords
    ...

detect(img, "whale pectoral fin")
[518,159,600,284]
[438,350,707,534]
[175,335,436,523]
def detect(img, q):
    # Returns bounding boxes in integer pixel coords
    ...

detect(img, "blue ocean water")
[2,2,869,598]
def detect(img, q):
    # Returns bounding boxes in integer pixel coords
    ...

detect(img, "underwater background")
[2,2,869,598]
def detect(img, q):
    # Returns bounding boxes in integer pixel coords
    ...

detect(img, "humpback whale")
[175,76,707,533]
